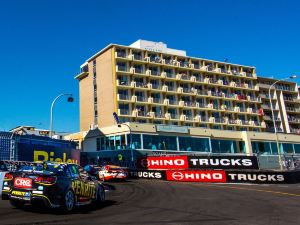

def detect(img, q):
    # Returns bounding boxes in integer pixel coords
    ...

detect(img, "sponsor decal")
[14,178,32,188]
[188,156,259,170]
[166,170,226,182]
[138,156,188,170]
[34,151,78,164]
[72,181,96,199]
[129,170,166,180]
[11,190,28,196]
[226,171,287,183]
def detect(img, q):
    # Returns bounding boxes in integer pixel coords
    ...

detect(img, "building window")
[178,137,210,152]
[211,139,239,154]
[96,138,100,151]
[94,110,98,117]
[143,134,177,150]
[281,143,294,154]
[251,141,278,155]
[129,134,141,149]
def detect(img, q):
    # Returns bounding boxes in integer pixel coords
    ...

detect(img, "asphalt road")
[0,180,300,225]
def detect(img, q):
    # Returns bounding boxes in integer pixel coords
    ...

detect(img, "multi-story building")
[257,77,300,134]
[74,40,300,167]
[76,40,268,132]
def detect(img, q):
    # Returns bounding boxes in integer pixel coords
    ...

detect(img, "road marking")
[190,183,300,197]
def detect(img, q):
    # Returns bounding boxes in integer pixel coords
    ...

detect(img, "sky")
[0,0,299,133]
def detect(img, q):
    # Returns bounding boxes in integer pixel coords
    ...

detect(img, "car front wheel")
[96,186,105,204]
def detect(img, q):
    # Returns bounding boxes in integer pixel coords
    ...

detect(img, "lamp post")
[49,93,74,138]
[118,123,133,162]
[268,75,297,170]
[113,112,134,163]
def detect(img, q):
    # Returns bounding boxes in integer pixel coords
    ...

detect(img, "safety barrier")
[129,155,300,184]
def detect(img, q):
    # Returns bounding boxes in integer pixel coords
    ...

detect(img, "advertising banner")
[188,155,259,170]
[166,170,226,183]
[138,155,259,170]
[226,171,300,184]
[17,143,80,164]
[129,170,166,180]
[137,156,188,170]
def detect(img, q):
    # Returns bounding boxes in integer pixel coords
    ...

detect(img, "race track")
[0,180,300,225]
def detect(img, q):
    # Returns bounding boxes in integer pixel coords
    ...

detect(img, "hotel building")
[74,40,300,166]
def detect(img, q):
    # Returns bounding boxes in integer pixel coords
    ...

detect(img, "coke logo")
[14,178,32,188]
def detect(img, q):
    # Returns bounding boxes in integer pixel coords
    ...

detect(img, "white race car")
[98,165,128,181]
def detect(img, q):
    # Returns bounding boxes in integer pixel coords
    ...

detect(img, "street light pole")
[268,75,297,170]
[118,123,133,162]
[49,93,74,137]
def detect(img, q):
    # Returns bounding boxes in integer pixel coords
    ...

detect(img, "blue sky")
[0,0,299,132]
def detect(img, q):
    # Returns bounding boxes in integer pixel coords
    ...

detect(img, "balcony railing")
[169,99,178,105]
[116,52,127,58]
[184,101,197,107]
[166,73,176,78]
[170,114,179,119]
[118,94,130,100]
[119,109,130,115]
[116,65,128,72]
[167,86,176,92]
[133,54,143,61]
[153,98,163,104]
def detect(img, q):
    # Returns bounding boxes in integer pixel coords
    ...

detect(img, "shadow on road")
[16,200,118,215]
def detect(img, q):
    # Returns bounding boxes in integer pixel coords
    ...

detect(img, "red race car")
[98,165,128,181]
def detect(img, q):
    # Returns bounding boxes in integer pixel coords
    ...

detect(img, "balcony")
[117,94,130,101]
[181,74,191,81]
[152,97,163,104]
[118,108,130,116]
[132,67,144,74]
[288,117,300,123]
[290,128,300,134]
[136,96,147,103]
[286,107,300,113]
[117,79,130,87]
[166,73,176,79]
[197,90,208,96]
[168,99,178,106]
[115,51,127,58]
[154,112,165,119]
[116,65,129,72]
[133,54,143,61]
[135,82,149,89]
[170,114,179,120]
[150,83,161,90]
[147,69,160,76]
[184,101,197,108]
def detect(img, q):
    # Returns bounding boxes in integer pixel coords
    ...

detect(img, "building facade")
[75,40,300,167]
[257,77,300,134]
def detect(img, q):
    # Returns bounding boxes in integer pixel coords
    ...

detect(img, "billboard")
[17,142,80,164]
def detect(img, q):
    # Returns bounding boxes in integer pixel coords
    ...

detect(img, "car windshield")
[18,162,64,175]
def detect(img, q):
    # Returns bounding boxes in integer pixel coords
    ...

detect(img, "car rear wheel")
[10,199,24,209]
[96,185,105,204]
[62,190,75,212]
